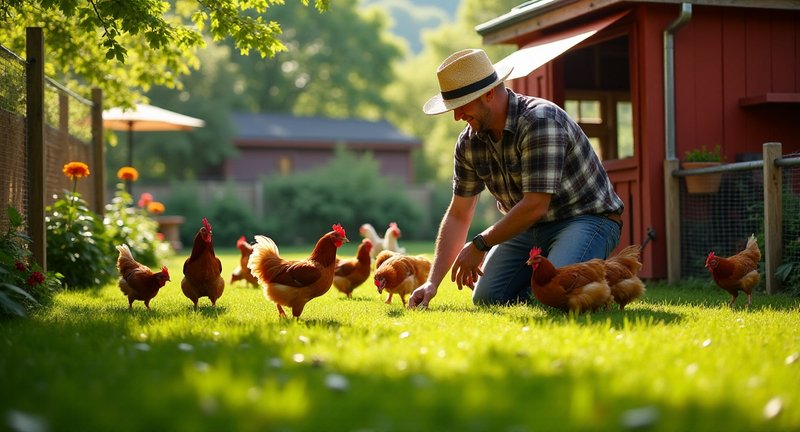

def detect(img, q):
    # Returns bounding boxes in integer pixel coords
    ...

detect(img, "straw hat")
[423,49,513,115]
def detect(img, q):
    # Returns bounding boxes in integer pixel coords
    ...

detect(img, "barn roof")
[477,0,800,44]
[231,113,420,147]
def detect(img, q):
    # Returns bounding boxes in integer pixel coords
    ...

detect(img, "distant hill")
[361,0,461,54]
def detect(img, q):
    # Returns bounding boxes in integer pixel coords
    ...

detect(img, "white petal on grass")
[399,331,411,339]
[325,373,349,392]
[701,339,712,348]
[785,352,799,365]
[298,335,310,344]
[133,343,151,352]
[621,406,660,429]
[137,333,148,341]
[178,343,194,352]
[685,363,699,376]
[195,361,210,372]
[6,409,48,432]
[292,353,305,363]
[764,397,783,419]
[521,326,530,332]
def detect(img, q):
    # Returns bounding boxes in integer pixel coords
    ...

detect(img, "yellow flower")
[147,202,165,215]
[117,166,139,182]
[62,162,90,180]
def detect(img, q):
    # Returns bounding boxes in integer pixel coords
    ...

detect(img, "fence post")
[664,158,681,283]
[92,88,104,214]
[25,27,46,271]
[762,142,782,294]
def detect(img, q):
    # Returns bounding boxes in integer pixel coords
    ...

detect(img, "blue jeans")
[472,215,621,305]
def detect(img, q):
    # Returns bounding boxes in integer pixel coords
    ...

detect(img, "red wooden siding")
[674,6,800,161]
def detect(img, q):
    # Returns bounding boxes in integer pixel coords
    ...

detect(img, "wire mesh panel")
[780,156,800,290]
[43,81,95,207]
[0,45,28,232]
[680,168,764,278]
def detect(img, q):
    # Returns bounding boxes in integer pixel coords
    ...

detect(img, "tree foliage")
[383,0,518,182]
[114,0,405,181]
[0,0,329,107]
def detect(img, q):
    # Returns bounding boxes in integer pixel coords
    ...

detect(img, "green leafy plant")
[104,183,173,268]
[0,205,62,318]
[684,144,722,162]
[46,162,115,289]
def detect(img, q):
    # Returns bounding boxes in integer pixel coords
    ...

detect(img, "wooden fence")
[665,142,800,294]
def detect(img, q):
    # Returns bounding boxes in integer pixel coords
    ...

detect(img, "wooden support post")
[26,27,46,271]
[762,142,782,295]
[92,88,105,214]
[664,158,681,283]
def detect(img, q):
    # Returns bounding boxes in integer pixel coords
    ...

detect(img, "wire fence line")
[1,29,104,268]
[0,43,28,233]
[671,145,800,293]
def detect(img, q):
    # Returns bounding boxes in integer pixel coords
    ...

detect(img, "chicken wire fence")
[1,44,28,233]
[679,153,800,290]
[1,40,98,234]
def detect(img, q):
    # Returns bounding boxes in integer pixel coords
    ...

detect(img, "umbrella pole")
[126,121,133,195]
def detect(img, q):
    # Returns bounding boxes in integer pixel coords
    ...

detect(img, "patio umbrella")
[103,103,206,169]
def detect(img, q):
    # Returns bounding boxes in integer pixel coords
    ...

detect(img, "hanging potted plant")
[682,145,723,194]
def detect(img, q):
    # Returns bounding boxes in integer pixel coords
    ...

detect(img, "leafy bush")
[46,191,116,289]
[104,183,172,267]
[46,162,115,289]
[0,205,63,318]
[203,186,265,248]
[775,188,800,294]
[261,147,425,244]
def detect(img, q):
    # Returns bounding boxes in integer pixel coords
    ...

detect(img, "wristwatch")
[471,234,492,252]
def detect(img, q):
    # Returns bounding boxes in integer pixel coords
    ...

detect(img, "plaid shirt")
[453,90,624,223]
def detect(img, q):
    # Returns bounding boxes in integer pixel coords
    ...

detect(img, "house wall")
[225,144,416,184]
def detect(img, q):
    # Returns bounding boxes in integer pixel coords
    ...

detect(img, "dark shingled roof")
[231,113,420,146]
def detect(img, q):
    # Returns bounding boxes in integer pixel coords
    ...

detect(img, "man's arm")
[449,192,551,290]
[407,194,478,308]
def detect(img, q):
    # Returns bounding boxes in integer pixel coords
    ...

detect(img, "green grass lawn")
[2,244,799,432]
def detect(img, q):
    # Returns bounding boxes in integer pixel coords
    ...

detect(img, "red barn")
[478,0,800,279]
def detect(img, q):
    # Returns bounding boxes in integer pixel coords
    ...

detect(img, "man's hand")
[407,282,438,309]
[450,243,485,290]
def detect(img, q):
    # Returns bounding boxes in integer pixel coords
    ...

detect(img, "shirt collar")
[473,88,519,142]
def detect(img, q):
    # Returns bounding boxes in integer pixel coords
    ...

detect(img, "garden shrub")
[161,180,204,247]
[203,185,265,248]
[46,191,116,289]
[104,183,172,267]
[261,147,425,244]
[0,205,62,318]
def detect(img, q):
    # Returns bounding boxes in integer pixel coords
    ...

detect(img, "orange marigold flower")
[117,166,139,182]
[156,232,165,241]
[147,202,165,215]
[63,162,90,180]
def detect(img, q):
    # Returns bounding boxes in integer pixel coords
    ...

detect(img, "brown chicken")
[248,224,349,318]
[526,247,612,313]
[603,245,646,310]
[230,236,259,287]
[706,234,761,308]
[373,250,431,306]
[333,238,373,298]
[181,218,225,310]
[116,244,171,309]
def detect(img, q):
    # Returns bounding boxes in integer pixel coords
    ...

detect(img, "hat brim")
[422,64,514,115]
